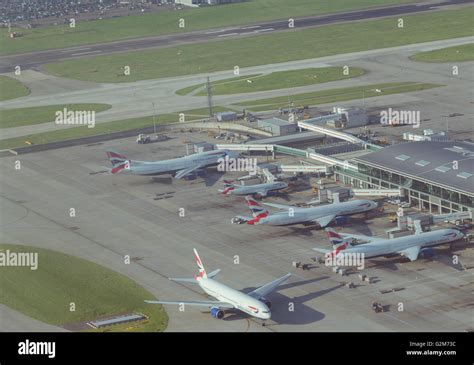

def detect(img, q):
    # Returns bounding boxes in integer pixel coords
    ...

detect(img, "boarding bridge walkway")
[352,188,402,197]
[298,119,382,151]
[432,211,473,224]
[216,143,357,170]
[280,164,329,173]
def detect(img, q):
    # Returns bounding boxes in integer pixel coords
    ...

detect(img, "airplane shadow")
[262,225,319,239]
[272,193,292,202]
[366,258,404,271]
[150,176,174,185]
[420,245,468,271]
[205,172,226,187]
[285,226,316,237]
[344,217,373,236]
[223,276,339,326]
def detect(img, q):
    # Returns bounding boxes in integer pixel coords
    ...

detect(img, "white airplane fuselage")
[223,181,288,196]
[198,278,270,319]
[340,228,463,258]
[258,199,377,226]
[129,150,237,176]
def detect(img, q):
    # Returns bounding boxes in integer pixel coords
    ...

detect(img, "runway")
[0,0,471,73]
[1,37,472,141]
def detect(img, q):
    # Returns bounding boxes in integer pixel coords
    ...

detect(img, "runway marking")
[241,25,261,30]
[61,47,91,53]
[255,28,274,33]
[383,312,419,330]
[206,27,239,34]
[218,33,239,38]
[205,30,227,34]
[70,50,103,56]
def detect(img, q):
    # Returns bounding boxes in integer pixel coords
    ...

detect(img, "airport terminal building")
[333,141,474,213]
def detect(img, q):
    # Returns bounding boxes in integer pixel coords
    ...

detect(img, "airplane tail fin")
[325,228,350,250]
[193,248,208,280]
[106,150,128,166]
[245,196,269,220]
[106,150,130,174]
[219,184,236,195]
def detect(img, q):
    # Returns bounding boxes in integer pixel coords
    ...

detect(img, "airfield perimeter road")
[1,36,473,140]
[0,0,472,73]
[0,135,472,332]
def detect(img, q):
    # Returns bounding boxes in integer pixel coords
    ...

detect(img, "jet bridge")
[216,144,357,170]
[352,188,402,197]
[298,119,382,151]
[432,211,473,224]
[215,144,274,152]
[280,164,329,173]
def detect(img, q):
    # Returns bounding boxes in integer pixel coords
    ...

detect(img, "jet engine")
[420,247,436,258]
[210,307,225,319]
[259,297,271,309]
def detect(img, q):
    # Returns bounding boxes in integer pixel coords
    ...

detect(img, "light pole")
[152,102,157,134]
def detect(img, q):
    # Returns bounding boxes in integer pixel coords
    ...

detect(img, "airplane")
[219,180,288,198]
[231,196,378,227]
[145,248,291,323]
[106,149,240,179]
[313,227,464,262]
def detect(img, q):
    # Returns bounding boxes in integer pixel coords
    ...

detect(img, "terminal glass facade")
[334,163,473,213]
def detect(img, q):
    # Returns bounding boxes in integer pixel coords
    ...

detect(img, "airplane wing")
[248,273,291,299]
[174,165,203,179]
[261,202,298,210]
[169,269,220,283]
[262,168,275,183]
[313,215,336,227]
[398,246,421,261]
[338,232,378,243]
[145,300,235,309]
[168,277,198,284]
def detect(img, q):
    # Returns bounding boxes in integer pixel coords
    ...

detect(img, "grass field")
[0,0,417,55]
[43,8,474,83]
[234,82,443,111]
[0,244,168,331]
[410,43,474,62]
[188,67,365,96]
[0,76,30,101]
[0,103,111,128]
[0,106,229,150]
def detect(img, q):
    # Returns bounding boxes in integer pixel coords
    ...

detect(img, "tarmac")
[1,133,472,332]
